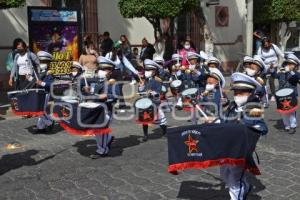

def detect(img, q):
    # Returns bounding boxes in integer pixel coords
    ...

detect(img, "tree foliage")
[254,0,300,23]
[118,0,199,37]
[0,0,25,9]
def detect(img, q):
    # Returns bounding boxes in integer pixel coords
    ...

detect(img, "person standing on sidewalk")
[8,40,40,90]
[257,37,284,102]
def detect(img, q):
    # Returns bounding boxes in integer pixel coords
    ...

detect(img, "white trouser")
[36,94,52,129]
[176,96,183,107]
[95,134,112,154]
[282,112,297,129]
[220,165,249,200]
[153,107,167,126]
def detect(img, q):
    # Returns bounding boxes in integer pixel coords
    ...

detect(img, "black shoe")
[89,152,107,159]
[35,128,47,133]
[47,121,55,131]
[107,136,115,149]
[289,128,296,134]
[142,135,148,142]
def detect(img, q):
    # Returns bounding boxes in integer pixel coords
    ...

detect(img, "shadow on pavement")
[270,119,284,131]
[73,135,142,158]
[0,149,55,176]
[25,123,63,135]
[177,173,265,200]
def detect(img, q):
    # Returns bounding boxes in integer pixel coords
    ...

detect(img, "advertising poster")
[28,7,81,78]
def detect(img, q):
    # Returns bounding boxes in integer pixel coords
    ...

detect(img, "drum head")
[182,88,198,96]
[162,86,167,93]
[61,96,78,103]
[79,102,100,108]
[135,98,152,109]
[170,80,182,88]
[275,88,294,97]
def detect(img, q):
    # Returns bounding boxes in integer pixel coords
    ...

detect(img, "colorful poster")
[28,7,81,78]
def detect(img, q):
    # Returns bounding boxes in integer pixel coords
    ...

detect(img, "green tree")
[254,0,300,23]
[118,0,199,39]
[0,0,25,9]
[254,0,300,50]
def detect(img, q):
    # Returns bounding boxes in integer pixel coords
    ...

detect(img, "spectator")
[120,35,132,60]
[79,41,99,77]
[9,40,40,90]
[131,47,142,69]
[257,37,284,101]
[179,40,196,67]
[253,28,266,53]
[6,38,24,72]
[140,38,155,61]
[100,31,113,56]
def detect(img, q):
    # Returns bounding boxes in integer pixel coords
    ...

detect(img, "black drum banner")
[167,123,261,175]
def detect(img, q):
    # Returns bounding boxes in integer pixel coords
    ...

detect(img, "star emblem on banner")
[184,134,199,154]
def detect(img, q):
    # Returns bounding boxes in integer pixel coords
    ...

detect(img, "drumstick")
[195,104,209,120]
[218,82,223,99]
[33,68,39,81]
[84,76,88,87]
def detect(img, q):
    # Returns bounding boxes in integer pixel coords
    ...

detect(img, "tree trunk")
[278,22,291,52]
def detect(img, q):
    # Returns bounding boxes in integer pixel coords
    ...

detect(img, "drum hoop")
[275,88,294,96]
[182,88,198,96]
[171,80,182,87]
[135,98,153,109]
[79,102,101,108]
[7,89,45,94]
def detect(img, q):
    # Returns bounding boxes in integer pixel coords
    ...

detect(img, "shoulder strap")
[271,44,279,60]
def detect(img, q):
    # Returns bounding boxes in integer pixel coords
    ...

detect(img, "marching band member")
[70,61,84,81]
[138,59,167,142]
[84,56,119,158]
[220,72,268,200]
[243,55,268,107]
[187,51,210,92]
[169,54,185,109]
[201,68,228,118]
[207,56,222,69]
[34,51,55,133]
[105,41,139,112]
[274,53,300,133]
[154,55,172,112]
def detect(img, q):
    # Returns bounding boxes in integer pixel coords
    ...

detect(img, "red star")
[281,99,292,109]
[184,134,199,154]
[143,112,152,120]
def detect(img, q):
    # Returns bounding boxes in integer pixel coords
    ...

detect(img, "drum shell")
[134,98,155,123]
[8,89,46,113]
[275,88,298,113]
[52,83,71,97]
[170,81,183,96]
[55,102,109,130]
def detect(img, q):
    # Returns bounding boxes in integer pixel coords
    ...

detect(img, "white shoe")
[270,96,276,102]
[119,109,126,113]
[130,80,137,85]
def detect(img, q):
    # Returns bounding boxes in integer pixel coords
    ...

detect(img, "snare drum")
[170,80,183,95]
[7,89,46,116]
[135,98,155,124]
[275,88,298,114]
[54,101,110,135]
[160,85,168,101]
[52,80,72,97]
[181,88,198,108]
